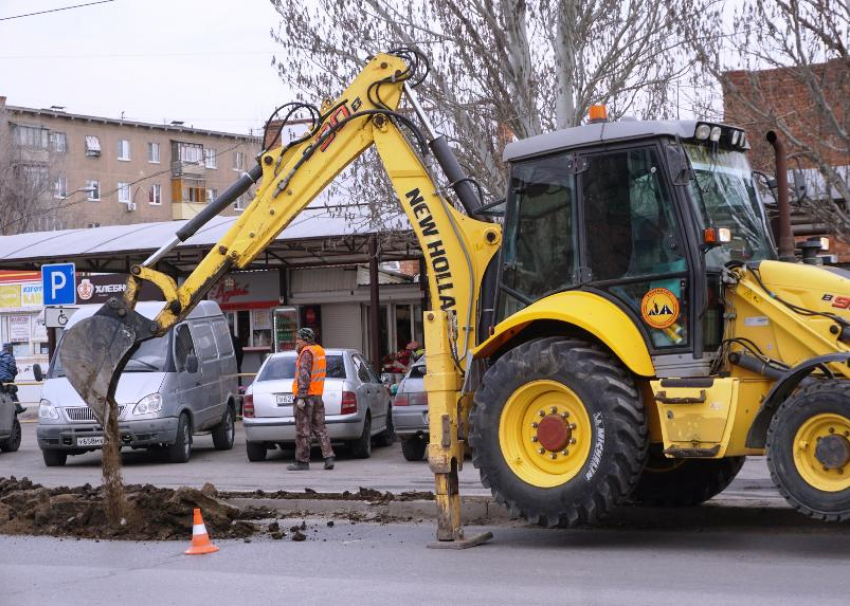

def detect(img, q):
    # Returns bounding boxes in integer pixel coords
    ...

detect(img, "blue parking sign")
[42,263,77,305]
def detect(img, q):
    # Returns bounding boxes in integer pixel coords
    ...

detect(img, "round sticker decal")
[640,288,680,329]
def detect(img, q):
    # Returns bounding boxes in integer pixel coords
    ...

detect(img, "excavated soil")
[220,487,435,502]
[0,477,257,540]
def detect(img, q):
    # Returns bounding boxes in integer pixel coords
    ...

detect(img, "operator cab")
[496,114,775,375]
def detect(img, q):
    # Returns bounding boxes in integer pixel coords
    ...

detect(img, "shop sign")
[21,283,43,307]
[209,272,278,306]
[75,275,160,304]
[0,285,21,309]
[9,314,31,341]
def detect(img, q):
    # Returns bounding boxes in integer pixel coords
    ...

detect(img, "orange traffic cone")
[185,508,220,555]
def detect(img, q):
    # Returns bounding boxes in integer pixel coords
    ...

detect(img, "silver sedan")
[243,349,394,461]
[392,357,429,461]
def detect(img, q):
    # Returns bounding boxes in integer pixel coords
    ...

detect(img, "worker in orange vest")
[288,327,335,471]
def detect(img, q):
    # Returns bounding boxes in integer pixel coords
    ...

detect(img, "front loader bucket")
[59,299,160,425]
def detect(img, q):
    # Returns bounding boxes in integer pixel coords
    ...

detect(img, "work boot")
[15,403,26,415]
[324,456,335,470]
[287,461,309,471]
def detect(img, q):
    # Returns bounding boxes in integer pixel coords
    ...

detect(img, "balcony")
[172,202,209,220]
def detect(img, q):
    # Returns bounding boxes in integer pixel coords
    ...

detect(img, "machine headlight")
[730,130,740,146]
[709,126,722,142]
[132,393,163,416]
[38,399,59,420]
[695,124,711,140]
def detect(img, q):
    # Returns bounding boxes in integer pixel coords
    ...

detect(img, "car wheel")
[42,449,67,467]
[349,413,372,459]
[0,418,21,452]
[166,413,192,464]
[212,405,236,451]
[246,440,267,462]
[401,435,428,461]
[375,404,396,447]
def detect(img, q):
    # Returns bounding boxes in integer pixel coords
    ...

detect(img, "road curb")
[223,494,849,531]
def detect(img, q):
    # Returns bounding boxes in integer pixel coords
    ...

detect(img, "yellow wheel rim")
[793,412,850,493]
[499,380,593,488]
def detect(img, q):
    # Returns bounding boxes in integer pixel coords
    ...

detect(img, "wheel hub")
[537,415,571,452]
[815,434,850,470]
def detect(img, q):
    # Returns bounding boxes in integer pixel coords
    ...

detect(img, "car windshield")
[257,354,346,382]
[51,332,169,377]
[685,144,775,269]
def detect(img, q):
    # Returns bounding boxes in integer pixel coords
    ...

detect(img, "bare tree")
[673,0,850,234]
[0,108,65,235]
[268,0,691,211]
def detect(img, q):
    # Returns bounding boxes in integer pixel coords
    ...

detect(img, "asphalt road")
[2,521,850,606]
[2,421,783,503]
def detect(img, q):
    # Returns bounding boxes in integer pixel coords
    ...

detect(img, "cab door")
[577,145,694,353]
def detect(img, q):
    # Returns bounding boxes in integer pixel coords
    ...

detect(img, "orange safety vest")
[292,344,326,396]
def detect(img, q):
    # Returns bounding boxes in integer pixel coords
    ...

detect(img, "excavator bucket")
[59,298,159,425]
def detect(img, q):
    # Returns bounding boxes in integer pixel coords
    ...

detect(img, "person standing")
[288,328,335,471]
[0,343,24,414]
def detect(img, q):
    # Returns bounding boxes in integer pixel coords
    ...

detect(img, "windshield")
[257,354,346,382]
[51,332,170,377]
[685,144,775,269]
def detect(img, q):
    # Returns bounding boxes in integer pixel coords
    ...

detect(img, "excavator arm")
[60,51,501,546]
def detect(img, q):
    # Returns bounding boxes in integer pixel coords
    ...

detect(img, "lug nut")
[550,406,558,414]
[829,427,835,434]
[569,438,576,445]
[561,450,568,456]
[569,423,577,430]
[538,448,545,455]
[562,411,570,419]
[839,469,844,475]
[539,410,546,417]
[531,436,538,443]
[531,422,539,429]
[550,453,557,460]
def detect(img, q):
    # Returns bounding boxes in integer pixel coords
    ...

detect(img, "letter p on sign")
[41,263,77,306]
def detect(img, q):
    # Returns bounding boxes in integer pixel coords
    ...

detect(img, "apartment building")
[0,96,261,232]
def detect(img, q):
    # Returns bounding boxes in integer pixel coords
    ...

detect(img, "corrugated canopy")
[0,206,418,275]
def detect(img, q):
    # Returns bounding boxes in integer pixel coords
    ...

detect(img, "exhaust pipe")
[766,131,796,262]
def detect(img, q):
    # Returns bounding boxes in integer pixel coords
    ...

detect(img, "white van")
[36,301,238,466]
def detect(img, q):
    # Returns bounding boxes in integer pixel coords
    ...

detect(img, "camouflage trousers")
[294,396,335,462]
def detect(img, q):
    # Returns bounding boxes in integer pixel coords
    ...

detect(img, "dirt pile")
[0,477,257,540]
[221,487,436,503]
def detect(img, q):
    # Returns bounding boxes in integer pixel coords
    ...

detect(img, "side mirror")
[33,363,44,382]
[185,354,199,374]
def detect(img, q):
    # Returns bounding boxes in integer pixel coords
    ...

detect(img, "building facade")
[0,96,261,232]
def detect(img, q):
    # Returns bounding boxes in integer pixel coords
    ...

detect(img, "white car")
[243,349,394,461]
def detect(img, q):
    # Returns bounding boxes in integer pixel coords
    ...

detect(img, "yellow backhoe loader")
[61,50,850,547]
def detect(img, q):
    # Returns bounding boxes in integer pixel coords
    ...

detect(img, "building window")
[118,139,131,161]
[117,182,131,203]
[233,195,246,211]
[204,148,217,169]
[54,176,68,198]
[178,143,203,165]
[87,223,101,228]
[206,188,217,203]
[149,183,162,205]
[147,142,160,163]
[86,180,100,201]
[12,125,49,149]
[85,135,101,157]
[51,132,67,153]
[233,151,244,171]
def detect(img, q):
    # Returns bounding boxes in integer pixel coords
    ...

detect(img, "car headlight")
[132,393,163,416]
[39,399,59,420]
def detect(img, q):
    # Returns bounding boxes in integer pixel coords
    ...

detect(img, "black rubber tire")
[166,413,192,464]
[0,418,21,452]
[630,444,745,506]
[375,405,396,447]
[211,405,236,451]
[401,435,427,461]
[349,414,372,459]
[246,441,267,462]
[469,337,648,528]
[767,381,850,522]
[42,449,67,467]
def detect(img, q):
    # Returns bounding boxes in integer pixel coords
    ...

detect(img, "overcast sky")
[0,0,287,135]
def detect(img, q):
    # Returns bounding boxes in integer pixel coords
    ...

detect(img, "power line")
[0,0,117,22]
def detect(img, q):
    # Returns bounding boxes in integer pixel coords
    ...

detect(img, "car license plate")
[77,436,105,447]
[276,393,294,405]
